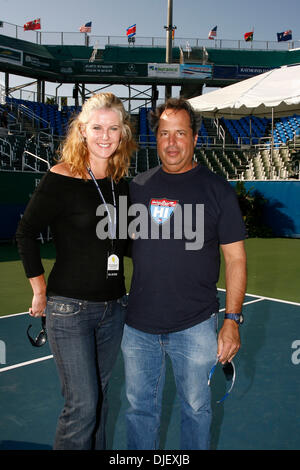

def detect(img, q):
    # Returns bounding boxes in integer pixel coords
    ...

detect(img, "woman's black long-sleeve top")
[16,171,130,301]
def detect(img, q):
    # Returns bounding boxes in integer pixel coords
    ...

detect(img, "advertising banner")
[23,53,52,70]
[180,64,212,79]
[82,63,117,75]
[0,46,22,65]
[237,65,274,77]
[148,63,180,78]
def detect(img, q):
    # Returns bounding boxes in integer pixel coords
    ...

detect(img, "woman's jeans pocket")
[46,296,82,317]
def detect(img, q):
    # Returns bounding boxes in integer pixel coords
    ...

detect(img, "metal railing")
[0,137,12,166]
[21,150,50,172]
[1,21,299,51]
[18,104,53,134]
[213,118,226,147]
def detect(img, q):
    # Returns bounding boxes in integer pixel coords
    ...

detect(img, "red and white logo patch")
[150,198,178,224]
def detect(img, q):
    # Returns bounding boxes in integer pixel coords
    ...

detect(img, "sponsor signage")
[148,63,180,78]
[82,63,117,74]
[0,46,22,65]
[180,64,212,79]
[116,62,148,77]
[237,65,274,77]
[148,63,212,79]
[23,53,52,70]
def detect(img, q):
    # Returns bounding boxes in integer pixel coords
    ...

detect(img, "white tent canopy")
[188,64,300,120]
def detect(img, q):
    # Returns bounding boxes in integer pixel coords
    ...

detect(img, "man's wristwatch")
[224,313,244,325]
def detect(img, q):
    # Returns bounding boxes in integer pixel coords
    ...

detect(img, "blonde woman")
[16,93,136,450]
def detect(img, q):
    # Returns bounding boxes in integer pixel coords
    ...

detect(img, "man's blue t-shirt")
[126,164,246,334]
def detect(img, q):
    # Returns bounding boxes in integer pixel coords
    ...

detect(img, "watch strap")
[224,313,243,324]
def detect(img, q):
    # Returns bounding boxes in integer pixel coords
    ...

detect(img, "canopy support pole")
[271,107,274,178]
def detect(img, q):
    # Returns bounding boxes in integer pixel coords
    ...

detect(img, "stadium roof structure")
[1,32,300,90]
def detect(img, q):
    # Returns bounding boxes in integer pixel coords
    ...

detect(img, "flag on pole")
[277,30,292,42]
[79,21,92,33]
[24,19,41,31]
[208,26,217,40]
[244,30,254,42]
[126,24,136,38]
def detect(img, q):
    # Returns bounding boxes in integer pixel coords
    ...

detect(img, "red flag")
[24,18,41,31]
[244,30,254,42]
[126,24,136,37]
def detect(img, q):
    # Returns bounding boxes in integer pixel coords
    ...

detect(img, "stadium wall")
[230,180,300,238]
[0,172,299,240]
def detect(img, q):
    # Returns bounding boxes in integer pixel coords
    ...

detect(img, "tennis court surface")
[1,289,300,450]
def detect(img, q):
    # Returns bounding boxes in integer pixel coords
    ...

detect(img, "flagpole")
[166,0,173,64]
[165,0,173,99]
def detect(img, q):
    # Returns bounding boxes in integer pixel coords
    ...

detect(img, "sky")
[1,0,300,102]
[1,0,299,41]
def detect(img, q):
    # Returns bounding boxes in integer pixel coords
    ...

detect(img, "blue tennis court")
[1,289,300,450]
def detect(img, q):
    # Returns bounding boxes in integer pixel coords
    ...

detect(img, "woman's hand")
[29,292,47,317]
[29,274,47,317]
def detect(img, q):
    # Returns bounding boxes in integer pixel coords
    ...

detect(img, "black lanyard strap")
[86,166,117,240]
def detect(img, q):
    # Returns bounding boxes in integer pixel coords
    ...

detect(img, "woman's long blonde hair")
[58,92,136,182]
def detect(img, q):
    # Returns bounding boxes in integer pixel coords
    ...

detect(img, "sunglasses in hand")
[208,360,236,403]
[27,316,47,347]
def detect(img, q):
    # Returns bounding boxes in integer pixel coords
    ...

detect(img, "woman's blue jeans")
[46,294,127,450]
[121,315,218,450]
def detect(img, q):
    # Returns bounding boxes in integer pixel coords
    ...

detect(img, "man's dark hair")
[148,98,202,136]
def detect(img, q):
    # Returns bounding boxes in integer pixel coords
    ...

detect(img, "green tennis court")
[0,238,300,450]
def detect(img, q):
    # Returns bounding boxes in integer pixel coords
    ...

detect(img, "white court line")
[0,311,28,319]
[217,288,300,307]
[242,298,266,307]
[0,355,53,373]
[0,291,299,321]
[0,291,299,374]
[219,297,265,312]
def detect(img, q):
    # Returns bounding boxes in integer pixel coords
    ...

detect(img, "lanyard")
[86,166,117,240]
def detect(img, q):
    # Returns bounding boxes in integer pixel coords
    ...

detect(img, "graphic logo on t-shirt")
[150,198,178,225]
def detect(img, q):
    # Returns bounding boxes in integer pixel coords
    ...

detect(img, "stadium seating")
[221,116,270,146]
[0,98,299,180]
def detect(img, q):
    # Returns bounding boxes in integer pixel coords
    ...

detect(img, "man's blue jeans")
[46,294,127,450]
[121,315,218,450]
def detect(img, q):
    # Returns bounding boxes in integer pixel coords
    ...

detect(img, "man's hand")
[217,319,241,364]
[218,240,246,364]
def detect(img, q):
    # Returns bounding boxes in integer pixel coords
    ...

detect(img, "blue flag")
[277,30,292,42]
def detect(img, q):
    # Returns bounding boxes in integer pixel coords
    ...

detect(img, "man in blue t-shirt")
[121,98,247,450]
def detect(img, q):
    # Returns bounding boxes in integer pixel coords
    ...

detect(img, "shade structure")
[188,64,300,119]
